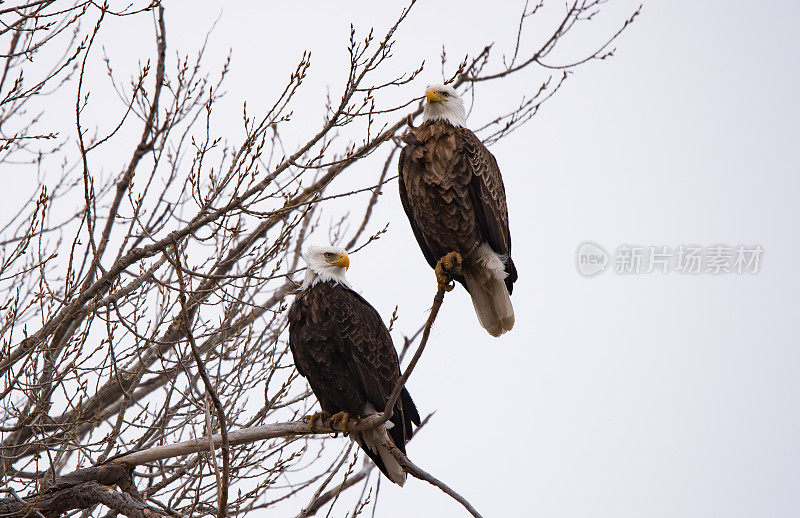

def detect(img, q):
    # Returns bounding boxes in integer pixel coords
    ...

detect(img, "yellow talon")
[304,411,331,431]
[330,411,351,434]
[435,251,463,291]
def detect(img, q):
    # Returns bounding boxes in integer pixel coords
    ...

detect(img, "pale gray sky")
[5,1,800,516]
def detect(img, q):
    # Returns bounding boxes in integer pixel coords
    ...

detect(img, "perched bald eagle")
[288,246,421,485]
[399,84,518,337]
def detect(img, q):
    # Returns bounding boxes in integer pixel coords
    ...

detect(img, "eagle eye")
[323,252,336,260]
[441,92,449,97]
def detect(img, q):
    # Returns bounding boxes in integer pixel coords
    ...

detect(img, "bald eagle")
[288,246,421,485]
[399,84,518,337]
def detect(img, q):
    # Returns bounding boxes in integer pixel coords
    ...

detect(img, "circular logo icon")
[576,241,609,277]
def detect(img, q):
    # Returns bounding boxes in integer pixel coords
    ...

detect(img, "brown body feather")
[399,120,518,335]
[288,281,420,484]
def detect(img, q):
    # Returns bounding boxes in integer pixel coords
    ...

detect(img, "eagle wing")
[329,286,421,441]
[459,128,518,292]
[329,288,398,406]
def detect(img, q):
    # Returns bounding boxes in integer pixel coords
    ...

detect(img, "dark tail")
[504,256,518,294]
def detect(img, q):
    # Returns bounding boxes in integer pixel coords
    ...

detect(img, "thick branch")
[0,463,162,518]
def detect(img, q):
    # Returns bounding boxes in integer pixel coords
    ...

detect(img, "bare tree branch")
[0,1,637,515]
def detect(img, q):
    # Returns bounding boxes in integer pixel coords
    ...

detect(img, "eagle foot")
[435,251,463,292]
[330,411,351,434]
[304,411,332,431]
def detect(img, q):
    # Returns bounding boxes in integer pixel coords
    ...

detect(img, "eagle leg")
[304,411,332,431]
[435,251,463,292]
[330,411,351,434]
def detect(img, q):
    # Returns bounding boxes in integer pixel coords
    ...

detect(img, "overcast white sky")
[6,1,800,516]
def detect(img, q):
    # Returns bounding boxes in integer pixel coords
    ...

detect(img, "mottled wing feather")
[326,287,399,412]
[460,128,511,256]
[460,128,519,291]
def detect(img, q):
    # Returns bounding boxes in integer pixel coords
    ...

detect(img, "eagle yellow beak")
[426,88,443,104]
[330,252,349,270]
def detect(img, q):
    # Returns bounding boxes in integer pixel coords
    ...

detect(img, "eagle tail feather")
[354,429,406,486]
[464,245,515,337]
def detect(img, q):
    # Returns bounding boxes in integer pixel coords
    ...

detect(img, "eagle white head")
[301,245,351,289]
[422,84,466,127]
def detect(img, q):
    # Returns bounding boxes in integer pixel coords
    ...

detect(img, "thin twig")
[172,243,230,518]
